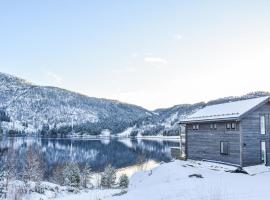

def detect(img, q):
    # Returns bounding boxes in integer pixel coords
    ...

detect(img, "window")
[260,115,266,135]
[210,123,217,130]
[231,122,236,130]
[261,141,266,163]
[226,122,237,131]
[220,141,229,155]
[192,124,199,130]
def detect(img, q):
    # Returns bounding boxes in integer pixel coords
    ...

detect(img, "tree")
[0,151,6,198]
[80,164,93,188]
[63,164,81,188]
[0,145,17,199]
[22,145,44,183]
[119,174,129,188]
[52,165,65,185]
[100,164,116,188]
[4,147,17,196]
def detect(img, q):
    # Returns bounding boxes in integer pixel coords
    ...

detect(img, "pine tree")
[63,164,81,188]
[119,174,129,188]
[80,164,93,188]
[100,164,116,188]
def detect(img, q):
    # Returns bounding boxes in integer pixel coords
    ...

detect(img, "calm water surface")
[0,137,179,181]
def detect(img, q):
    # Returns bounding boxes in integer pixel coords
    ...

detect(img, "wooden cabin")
[180,96,270,167]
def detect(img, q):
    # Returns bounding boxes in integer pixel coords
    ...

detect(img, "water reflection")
[0,137,179,181]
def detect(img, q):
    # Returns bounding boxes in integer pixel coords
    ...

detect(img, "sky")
[0,0,270,110]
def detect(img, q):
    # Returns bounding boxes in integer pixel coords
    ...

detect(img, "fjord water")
[0,137,179,181]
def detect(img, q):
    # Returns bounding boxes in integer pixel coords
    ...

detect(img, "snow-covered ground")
[107,160,270,200]
[24,160,270,200]
[54,189,121,200]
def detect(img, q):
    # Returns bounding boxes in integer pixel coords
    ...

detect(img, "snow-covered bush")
[63,164,81,188]
[6,180,26,200]
[39,182,60,193]
[100,164,116,188]
[119,174,129,188]
[34,182,45,194]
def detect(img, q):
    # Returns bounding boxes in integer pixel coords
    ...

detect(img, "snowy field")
[26,160,270,200]
[108,160,270,200]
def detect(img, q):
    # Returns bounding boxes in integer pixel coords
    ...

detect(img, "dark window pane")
[220,141,229,155]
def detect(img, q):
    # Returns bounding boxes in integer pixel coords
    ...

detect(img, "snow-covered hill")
[118,91,270,137]
[0,72,269,136]
[0,72,152,135]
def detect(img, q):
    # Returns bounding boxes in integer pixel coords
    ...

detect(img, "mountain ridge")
[0,72,269,136]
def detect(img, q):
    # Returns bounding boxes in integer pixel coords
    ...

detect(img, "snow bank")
[109,160,270,200]
[25,160,270,200]
[55,189,120,200]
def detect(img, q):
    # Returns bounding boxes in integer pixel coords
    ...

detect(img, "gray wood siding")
[240,102,270,166]
[186,122,241,166]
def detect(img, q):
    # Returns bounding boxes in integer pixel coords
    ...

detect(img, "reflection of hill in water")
[0,137,179,179]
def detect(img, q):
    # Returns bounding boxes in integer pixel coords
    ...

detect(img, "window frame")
[260,115,266,135]
[226,122,237,131]
[231,122,236,130]
[192,124,199,131]
[210,123,217,130]
[226,123,231,130]
[260,140,266,163]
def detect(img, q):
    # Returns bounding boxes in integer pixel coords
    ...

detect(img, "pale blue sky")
[1,1,270,109]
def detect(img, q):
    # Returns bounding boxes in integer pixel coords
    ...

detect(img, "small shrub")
[63,164,81,188]
[119,174,129,188]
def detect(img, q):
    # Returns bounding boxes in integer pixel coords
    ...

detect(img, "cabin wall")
[186,122,241,166]
[241,102,270,166]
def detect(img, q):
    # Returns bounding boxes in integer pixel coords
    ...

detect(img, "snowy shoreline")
[7,160,270,200]
[66,134,180,141]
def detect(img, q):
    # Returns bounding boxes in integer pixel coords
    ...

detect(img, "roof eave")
[179,117,240,124]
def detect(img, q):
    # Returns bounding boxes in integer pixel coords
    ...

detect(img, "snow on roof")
[182,96,270,123]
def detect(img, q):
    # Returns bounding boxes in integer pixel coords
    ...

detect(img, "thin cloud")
[173,34,183,40]
[144,57,168,65]
[46,71,63,83]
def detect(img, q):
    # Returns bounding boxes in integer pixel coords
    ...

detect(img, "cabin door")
[261,141,266,165]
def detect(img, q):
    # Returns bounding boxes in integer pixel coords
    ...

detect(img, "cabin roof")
[181,96,270,123]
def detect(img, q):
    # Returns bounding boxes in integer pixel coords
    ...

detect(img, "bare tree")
[4,147,18,199]
[22,145,44,183]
